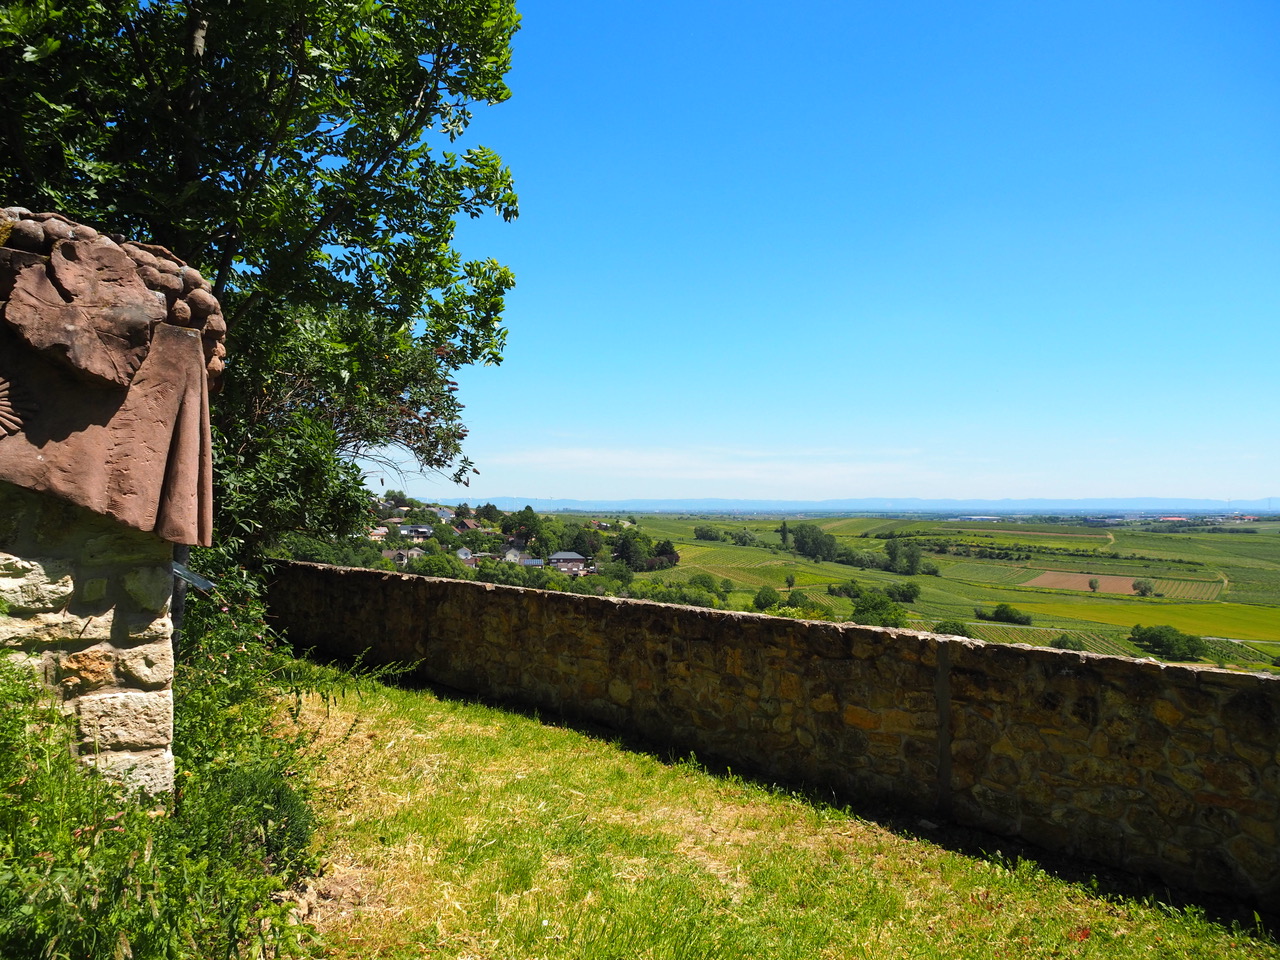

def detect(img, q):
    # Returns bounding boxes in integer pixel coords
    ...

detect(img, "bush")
[932,619,972,637]
[974,603,1032,625]
[0,555,340,959]
[849,590,908,628]
[754,585,781,610]
[884,581,921,603]
[0,651,311,958]
[1051,634,1087,651]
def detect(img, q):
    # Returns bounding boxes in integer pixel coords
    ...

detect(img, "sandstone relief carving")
[0,209,226,546]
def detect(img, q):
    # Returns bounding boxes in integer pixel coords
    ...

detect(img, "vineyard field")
[1151,578,1223,600]
[611,512,1280,653]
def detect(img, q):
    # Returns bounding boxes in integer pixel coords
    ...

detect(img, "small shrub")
[884,581,921,603]
[974,603,1032,625]
[932,619,972,637]
[1051,634,1086,651]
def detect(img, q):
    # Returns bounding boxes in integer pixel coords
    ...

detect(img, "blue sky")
[374,0,1280,504]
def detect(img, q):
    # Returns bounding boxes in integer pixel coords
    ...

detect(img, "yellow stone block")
[842,704,880,730]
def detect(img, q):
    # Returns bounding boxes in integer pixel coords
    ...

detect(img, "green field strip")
[942,562,1034,584]
[1013,599,1280,642]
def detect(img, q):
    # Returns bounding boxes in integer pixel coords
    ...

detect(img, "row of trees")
[693,525,761,547]
[783,523,939,575]
[974,603,1033,625]
[1129,624,1207,661]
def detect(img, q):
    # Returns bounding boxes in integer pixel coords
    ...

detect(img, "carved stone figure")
[0,209,225,546]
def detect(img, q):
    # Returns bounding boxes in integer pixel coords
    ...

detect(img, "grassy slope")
[306,683,1277,959]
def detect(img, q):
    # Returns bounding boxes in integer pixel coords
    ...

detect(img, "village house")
[381,547,425,566]
[549,551,588,575]
[503,547,544,568]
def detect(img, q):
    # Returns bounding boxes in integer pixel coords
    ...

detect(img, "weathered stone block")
[85,747,174,797]
[56,645,117,694]
[123,566,173,613]
[77,689,172,750]
[117,639,173,689]
[0,554,75,612]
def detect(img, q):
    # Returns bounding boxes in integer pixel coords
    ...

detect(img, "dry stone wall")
[1,481,175,794]
[267,562,1280,908]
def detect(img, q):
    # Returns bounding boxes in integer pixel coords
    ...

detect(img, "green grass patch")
[306,682,1279,959]
[1014,599,1280,642]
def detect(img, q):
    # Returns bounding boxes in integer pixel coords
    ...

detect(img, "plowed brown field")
[1023,571,1137,594]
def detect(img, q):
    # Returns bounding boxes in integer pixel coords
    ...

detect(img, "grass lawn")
[303,682,1277,959]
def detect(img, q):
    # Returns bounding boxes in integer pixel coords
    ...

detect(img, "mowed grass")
[305,683,1277,960]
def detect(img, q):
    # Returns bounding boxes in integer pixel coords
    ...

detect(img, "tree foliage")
[753,585,780,611]
[974,603,1033,625]
[1,0,520,557]
[1130,624,1206,661]
[850,591,907,628]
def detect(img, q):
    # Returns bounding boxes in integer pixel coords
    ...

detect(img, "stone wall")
[1,481,174,794]
[267,562,1280,907]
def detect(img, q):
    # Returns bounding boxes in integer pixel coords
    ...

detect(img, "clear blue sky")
[374,0,1280,504]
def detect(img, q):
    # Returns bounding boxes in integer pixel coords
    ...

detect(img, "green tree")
[1052,634,1087,651]
[932,619,972,637]
[693,525,723,542]
[753,585,781,611]
[1,0,520,558]
[791,523,837,562]
[884,581,920,603]
[1133,579,1156,597]
[475,502,503,523]
[850,591,908,628]
[688,573,719,594]
[612,528,654,572]
[1129,624,1206,661]
[785,574,796,591]
[1088,578,1100,592]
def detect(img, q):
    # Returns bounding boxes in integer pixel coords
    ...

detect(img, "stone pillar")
[1,482,176,793]
[0,208,225,794]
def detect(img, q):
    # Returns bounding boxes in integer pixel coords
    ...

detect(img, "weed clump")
[0,562,323,958]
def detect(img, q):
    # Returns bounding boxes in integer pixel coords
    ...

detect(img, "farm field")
[621,512,1280,658]
[1014,599,1280,643]
[1023,571,1139,594]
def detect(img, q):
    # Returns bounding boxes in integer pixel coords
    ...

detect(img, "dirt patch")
[1023,571,1137,594]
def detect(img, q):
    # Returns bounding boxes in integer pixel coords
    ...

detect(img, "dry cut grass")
[297,684,1277,960]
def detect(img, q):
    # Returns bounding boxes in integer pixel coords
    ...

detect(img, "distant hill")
[455,497,1279,515]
